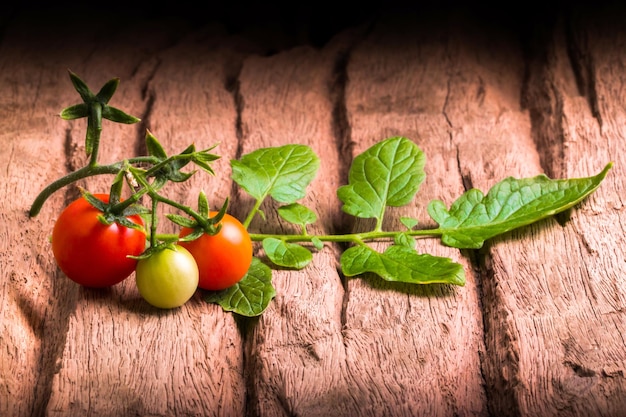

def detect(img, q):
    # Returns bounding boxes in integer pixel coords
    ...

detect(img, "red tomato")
[179,211,252,291]
[51,193,146,287]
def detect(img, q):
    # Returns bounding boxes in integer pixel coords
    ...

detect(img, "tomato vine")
[30,70,613,316]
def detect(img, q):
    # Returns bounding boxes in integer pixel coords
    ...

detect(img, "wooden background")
[2,2,626,416]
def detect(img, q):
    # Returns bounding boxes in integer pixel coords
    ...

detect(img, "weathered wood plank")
[498,4,626,416]
[237,40,356,416]
[445,5,626,417]
[0,13,133,417]
[342,11,488,417]
[3,3,626,417]
[138,25,259,416]
[34,16,223,417]
[37,20,278,417]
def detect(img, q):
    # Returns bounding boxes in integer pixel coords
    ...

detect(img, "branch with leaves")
[30,70,613,317]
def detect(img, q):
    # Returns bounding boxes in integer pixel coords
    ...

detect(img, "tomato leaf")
[341,244,465,286]
[277,203,317,226]
[428,162,613,249]
[337,137,426,228]
[394,232,416,249]
[231,144,320,204]
[205,258,276,317]
[400,216,419,230]
[311,236,324,250]
[262,238,312,269]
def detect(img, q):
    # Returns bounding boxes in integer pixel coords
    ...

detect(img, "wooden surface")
[2,2,626,416]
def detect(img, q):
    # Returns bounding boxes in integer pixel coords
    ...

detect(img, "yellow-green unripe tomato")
[135,245,199,309]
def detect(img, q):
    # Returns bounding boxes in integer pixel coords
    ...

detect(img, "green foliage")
[341,245,465,286]
[262,238,313,269]
[204,258,275,317]
[428,163,613,249]
[277,203,317,228]
[231,144,320,204]
[32,71,613,318]
[337,136,426,229]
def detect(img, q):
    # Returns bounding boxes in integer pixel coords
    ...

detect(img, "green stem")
[88,102,103,167]
[28,156,160,217]
[29,165,117,217]
[154,233,179,242]
[149,196,158,248]
[242,198,263,229]
[150,193,208,229]
[143,153,195,178]
[248,228,443,244]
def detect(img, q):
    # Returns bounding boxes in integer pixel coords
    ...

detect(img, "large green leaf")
[337,137,426,222]
[231,144,320,204]
[428,163,613,249]
[341,244,465,286]
[204,257,275,317]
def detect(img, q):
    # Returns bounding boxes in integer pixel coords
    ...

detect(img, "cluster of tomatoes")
[51,193,253,309]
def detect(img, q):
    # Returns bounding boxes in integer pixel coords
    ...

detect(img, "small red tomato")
[51,193,146,287]
[179,212,252,291]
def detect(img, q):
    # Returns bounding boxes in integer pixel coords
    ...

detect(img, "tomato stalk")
[28,156,159,217]
[149,197,159,248]
[248,229,443,244]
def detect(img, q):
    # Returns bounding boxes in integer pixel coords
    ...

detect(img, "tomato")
[135,245,199,309]
[179,211,252,291]
[51,193,146,288]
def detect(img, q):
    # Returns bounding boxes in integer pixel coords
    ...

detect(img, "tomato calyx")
[129,241,178,261]
[80,188,148,232]
[168,193,229,242]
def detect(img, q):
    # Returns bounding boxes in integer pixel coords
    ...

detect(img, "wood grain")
[1,3,626,417]
[342,11,488,417]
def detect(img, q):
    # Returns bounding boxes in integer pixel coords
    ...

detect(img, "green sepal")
[85,103,102,156]
[95,77,119,103]
[128,241,176,260]
[197,190,210,217]
[144,132,198,183]
[167,214,198,229]
[102,105,140,124]
[108,170,125,206]
[177,228,204,242]
[191,144,221,175]
[68,70,94,103]
[60,103,89,120]
[79,188,147,234]
[146,130,167,159]
[80,188,107,212]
